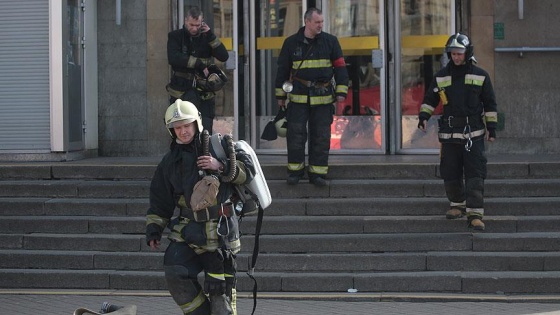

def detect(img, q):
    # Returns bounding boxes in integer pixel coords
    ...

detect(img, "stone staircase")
[1,157,560,294]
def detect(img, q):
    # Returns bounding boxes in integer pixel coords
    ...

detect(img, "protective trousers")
[163,242,210,314]
[202,247,238,314]
[286,102,333,179]
[440,140,487,219]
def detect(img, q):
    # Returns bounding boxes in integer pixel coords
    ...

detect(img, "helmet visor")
[449,47,466,54]
[167,118,196,129]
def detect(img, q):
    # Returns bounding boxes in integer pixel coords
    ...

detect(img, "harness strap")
[292,77,331,88]
[443,115,483,128]
[211,133,262,315]
[179,202,235,222]
[248,203,264,315]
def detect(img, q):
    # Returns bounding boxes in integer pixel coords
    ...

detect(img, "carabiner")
[216,213,230,237]
[465,137,473,152]
[463,125,473,152]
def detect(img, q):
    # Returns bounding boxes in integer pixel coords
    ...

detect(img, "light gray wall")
[489,0,560,153]
[97,0,169,157]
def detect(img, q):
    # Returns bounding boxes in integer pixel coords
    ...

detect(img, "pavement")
[3,290,560,315]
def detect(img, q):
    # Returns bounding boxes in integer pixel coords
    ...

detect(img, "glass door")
[66,0,85,151]
[254,0,385,153]
[251,0,454,153]
[323,0,385,153]
[395,0,454,153]
[254,0,306,151]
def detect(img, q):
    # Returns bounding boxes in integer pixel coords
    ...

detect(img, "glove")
[145,223,163,246]
[204,28,217,42]
[190,57,207,72]
[417,116,429,130]
[487,127,496,139]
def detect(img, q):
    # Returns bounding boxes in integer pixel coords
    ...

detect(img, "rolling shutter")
[0,0,50,151]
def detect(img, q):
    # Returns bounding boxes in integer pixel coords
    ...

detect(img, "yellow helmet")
[164,99,203,135]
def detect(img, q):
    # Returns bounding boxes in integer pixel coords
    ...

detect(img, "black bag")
[260,107,287,141]
[261,121,277,141]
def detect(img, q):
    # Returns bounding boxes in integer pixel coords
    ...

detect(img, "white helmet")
[271,106,287,138]
[164,99,203,137]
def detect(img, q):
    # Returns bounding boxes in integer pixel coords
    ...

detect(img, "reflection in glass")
[328,0,381,151]
[258,0,303,150]
[210,1,233,119]
[400,0,451,150]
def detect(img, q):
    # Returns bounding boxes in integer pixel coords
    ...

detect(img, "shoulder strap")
[291,43,314,79]
[247,203,264,315]
[210,134,226,160]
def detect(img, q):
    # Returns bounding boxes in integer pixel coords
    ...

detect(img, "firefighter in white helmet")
[418,33,498,231]
[146,99,255,314]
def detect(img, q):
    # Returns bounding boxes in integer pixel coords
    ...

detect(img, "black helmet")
[196,64,228,92]
[445,33,475,62]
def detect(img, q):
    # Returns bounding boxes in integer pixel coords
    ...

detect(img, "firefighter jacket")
[145,135,255,253]
[419,62,498,144]
[275,27,349,106]
[167,26,228,93]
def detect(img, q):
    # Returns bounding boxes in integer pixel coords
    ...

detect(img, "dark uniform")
[418,34,498,229]
[275,26,349,182]
[146,134,255,314]
[167,26,229,133]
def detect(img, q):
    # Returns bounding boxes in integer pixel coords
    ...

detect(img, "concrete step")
[3,215,560,235]
[0,250,163,271]
[244,215,560,234]
[241,270,560,294]
[249,252,560,272]
[241,232,560,253]
[0,164,156,180]
[0,180,150,198]
[4,232,560,253]
[265,196,560,216]
[1,268,560,294]
[0,197,148,216]
[270,178,560,198]
[1,250,559,273]
[2,179,560,199]
[3,196,560,217]
[2,160,560,180]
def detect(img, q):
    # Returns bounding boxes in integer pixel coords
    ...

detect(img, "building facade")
[0,0,558,161]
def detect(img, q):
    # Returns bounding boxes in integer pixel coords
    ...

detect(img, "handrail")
[495,47,560,52]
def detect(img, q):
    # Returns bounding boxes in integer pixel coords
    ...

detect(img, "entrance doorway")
[252,0,454,154]
[175,1,455,154]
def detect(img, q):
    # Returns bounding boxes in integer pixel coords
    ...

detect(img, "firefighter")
[166,6,229,134]
[418,33,498,231]
[275,7,349,186]
[145,100,255,314]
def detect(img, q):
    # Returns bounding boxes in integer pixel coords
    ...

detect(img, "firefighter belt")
[292,77,331,88]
